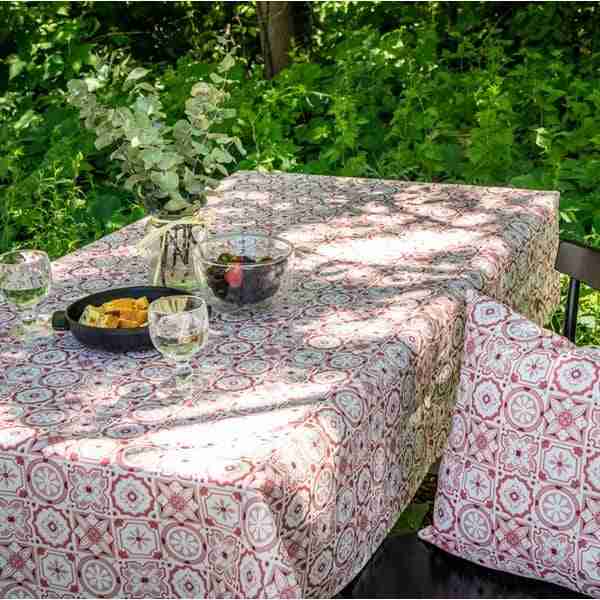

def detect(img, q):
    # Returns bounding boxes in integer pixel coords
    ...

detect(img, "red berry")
[224,264,243,288]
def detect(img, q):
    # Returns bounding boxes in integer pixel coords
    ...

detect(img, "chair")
[337,239,600,599]
[555,239,600,342]
[342,534,586,598]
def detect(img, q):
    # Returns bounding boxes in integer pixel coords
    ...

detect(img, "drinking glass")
[0,250,52,339]
[148,295,209,394]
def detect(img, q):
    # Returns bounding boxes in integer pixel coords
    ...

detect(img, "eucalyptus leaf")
[95,133,114,150]
[158,153,183,170]
[233,137,246,156]
[66,51,244,215]
[124,173,146,191]
[113,107,133,128]
[67,79,88,97]
[173,120,193,140]
[213,163,229,177]
[140,149,162,169]
[191,141,210,155]
[211,148,234,163]
[164,195,189,212]
[151,170,179,191]
[219,53,236,72]
[209,72,226,85]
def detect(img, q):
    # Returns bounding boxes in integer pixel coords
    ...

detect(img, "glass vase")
[145,215,206,292]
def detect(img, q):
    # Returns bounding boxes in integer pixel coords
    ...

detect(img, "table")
[0,172,560,598]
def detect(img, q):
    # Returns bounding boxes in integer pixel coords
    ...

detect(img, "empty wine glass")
[0,250,52,340]
[148,295,209,395]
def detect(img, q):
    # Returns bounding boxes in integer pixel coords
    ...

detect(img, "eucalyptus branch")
[66,41,245,216]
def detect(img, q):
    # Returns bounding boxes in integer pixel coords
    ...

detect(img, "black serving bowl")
[51,286,192,353]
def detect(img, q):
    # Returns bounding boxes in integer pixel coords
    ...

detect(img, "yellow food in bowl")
[79,296,149,329]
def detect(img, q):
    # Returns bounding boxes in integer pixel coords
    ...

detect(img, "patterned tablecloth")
[0,172,560,598]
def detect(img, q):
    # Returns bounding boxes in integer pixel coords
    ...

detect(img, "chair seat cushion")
[348,533,586,598]
[419,291,600,597]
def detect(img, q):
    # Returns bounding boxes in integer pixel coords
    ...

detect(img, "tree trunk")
[256,1,292,79]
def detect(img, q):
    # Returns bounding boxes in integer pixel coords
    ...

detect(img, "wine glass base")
[10,318,53,341]
[155,377,194,403]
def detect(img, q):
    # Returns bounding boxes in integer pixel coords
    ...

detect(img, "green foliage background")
[2,1,600,343]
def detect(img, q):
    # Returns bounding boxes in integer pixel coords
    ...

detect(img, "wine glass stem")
[20,306,37,327]
[174,361,193,390]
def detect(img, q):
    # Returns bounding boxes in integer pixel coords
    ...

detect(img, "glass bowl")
[193,232,294,311]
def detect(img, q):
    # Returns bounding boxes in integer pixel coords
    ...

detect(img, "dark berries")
[205,253,285,306]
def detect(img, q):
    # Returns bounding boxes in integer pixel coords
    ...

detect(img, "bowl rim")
[194,232,294,269]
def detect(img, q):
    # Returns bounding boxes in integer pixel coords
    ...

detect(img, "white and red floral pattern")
[0,172,559,597]
[420,290,600,596]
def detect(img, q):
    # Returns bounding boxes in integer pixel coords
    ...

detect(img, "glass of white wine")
[0,250,52,340]
[148,295,209,395]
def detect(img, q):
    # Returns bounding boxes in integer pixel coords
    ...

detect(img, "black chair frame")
[555,238,600,342]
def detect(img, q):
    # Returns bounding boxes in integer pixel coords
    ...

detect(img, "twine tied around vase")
[136,210,215,286]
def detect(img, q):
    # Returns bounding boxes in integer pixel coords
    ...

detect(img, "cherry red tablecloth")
[0,172,560,597]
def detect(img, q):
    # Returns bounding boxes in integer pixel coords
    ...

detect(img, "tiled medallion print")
[420,291,599,596]
[0,172,559,597]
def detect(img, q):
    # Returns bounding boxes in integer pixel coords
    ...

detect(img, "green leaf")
[0,157,10,179]
[580,315,597,328]
[219,53,236,72]
[535,127,552,152]
[14,110,38,131]
[212,163,229,177]
[140,149,162,169]
[183,167,205,194]
[67,79,88,97]
[126,67,150,82]
[389,503,430,536]
[163,195,190,212]
[133,95,159,117]
[69,43,94,73]
[124,174,146,191]
[95,133,114,150]
[151,171,179,191]
[84,77,102,92]
[8,55,27,80]
[134,82,157,94]
[211,148,234,164]
[209,72,226,85]
[88,192,122,222]
[173,120,193,140]
[157,153,183,170]
[233,137,246,156]
[112,107,132,128]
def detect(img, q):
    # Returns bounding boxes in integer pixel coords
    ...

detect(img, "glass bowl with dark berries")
[194,233,294,310]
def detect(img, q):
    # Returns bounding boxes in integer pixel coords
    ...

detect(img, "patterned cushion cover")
[419,290,600,597]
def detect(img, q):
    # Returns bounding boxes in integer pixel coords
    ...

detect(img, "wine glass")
[0,250,52,339]
[148,295,209,395]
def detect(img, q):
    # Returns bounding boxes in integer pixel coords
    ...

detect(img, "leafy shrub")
[2,1,600,342]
